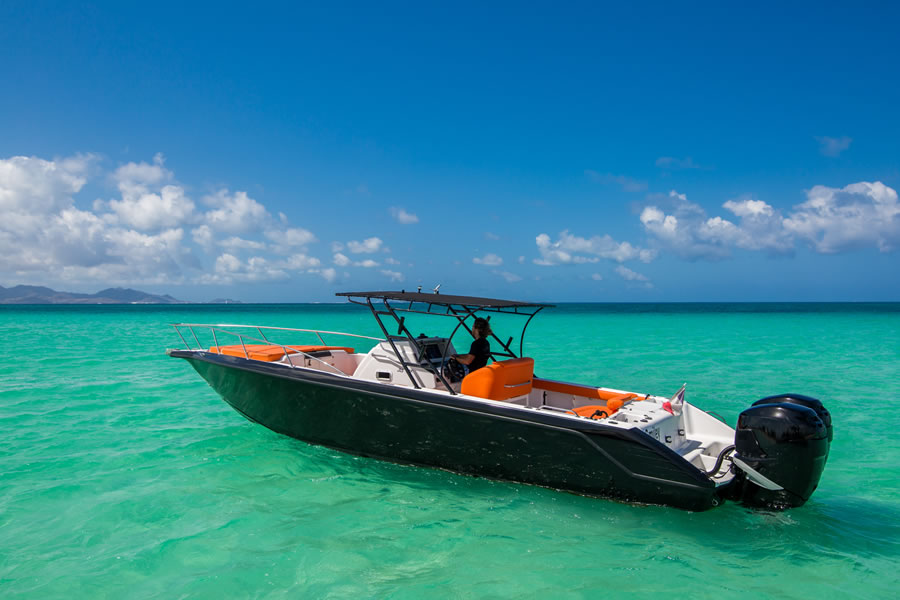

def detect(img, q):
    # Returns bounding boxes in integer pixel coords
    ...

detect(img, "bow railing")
[170,323,383,376]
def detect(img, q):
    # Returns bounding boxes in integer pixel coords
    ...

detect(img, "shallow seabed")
[1,303,898,599]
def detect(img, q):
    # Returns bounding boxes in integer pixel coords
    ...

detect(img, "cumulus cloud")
[784,181,899,253]
[816,136,852,158]
[347,237,383,254]
[203,189,269,234]
[0,153,326,287]
[315,267,337,282]
[473,253,503,266]
[200,253,288,284]
[615,265,652,288]
[380,269,404,282]
[640,190,792,259]
[390,207,419,224]
[113,152,170,187]
[105,154,197,230]
[220,236,266,251]
[495,270,522,283]
[0,154,91,217]
[333,253,351,266]
[355,259,379,268]
[191,225,214,250]
[534,231,655,266]
[0,155,189,281]
[284,253,321,270]
[641,184,898,259]
[585,169,647,192]
[264,227,316,248]
[108,183,196,230]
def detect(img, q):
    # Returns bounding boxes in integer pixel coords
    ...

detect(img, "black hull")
[173,351,720,511]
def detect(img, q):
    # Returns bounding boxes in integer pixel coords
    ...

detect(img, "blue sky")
[1,1,898,302]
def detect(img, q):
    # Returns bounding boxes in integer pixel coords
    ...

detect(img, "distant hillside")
[0,284,184,304]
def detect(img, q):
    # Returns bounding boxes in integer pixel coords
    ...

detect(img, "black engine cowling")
[754,394,833,444]
[730,397,830,509]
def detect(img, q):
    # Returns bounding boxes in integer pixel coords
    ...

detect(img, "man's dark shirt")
[468,337,491,371]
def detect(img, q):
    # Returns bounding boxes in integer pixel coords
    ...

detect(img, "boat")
[167,290,832,511]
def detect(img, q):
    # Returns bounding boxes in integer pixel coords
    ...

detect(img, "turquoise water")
[1,303,899,599]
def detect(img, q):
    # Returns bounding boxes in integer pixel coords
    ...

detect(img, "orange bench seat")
[209,344,355,362]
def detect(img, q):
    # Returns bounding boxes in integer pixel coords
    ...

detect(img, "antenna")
[433,284,441,294]
[417,285,422,293]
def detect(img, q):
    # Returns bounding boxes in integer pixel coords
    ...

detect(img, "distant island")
[0,284,185,304]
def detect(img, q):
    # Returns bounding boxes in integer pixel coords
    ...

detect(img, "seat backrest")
[460,357,534,401]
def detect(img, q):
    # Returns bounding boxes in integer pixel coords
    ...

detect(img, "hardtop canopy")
[336,290,553,312]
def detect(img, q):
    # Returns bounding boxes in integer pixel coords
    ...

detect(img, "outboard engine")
[755,394,833,445]
[730,395,831,509]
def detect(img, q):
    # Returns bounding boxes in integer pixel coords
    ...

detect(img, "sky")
[1,1,898,302]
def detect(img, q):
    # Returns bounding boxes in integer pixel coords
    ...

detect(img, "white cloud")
[641,184,898,259]
[380,269,404,282]
[473,253,503,266]
[191,225,214,249]
[220,236,266,250]
[0,153,332,287]
[0,155,193,282]
[317,267,337,282]
[816,136,852,158]
[355,259,379,268]
[106,155,196,231]
[585,169,647,192]
[534,231,655,265]
[591,273,603,281]
[333,252,351,266]
[784,181,900,253]
[615,265,652,287]
[484,232,501,241]
[0,154,91,216]
[264,227,316,248]
[390,207,419,224]
[347,237,383,254]
[283,253,321,270]
[113,152,170,187]
[203,189,269,234]
[723,198,774,218]
[384,257,401,265]
[640,191,791,259]
[200,253,289,284]
[495,270,522,283]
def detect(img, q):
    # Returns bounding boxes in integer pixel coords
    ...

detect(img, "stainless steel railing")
[171,323,383,376]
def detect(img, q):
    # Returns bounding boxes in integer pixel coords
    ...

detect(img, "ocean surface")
[1,302,898,599]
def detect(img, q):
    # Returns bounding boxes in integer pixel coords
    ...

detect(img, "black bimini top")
[336,290,553,310]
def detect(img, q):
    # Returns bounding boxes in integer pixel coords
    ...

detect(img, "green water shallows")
[1,303,898,599]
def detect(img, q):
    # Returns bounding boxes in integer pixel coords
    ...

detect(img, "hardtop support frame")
[338,291,551,396]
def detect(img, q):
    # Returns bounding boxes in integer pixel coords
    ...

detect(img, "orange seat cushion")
[532,378,637,403]
[572,405,614,419]
[461,357,534,401]
[209,344,355,362]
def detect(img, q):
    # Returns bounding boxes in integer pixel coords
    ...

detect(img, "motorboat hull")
[172,350,722,511]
